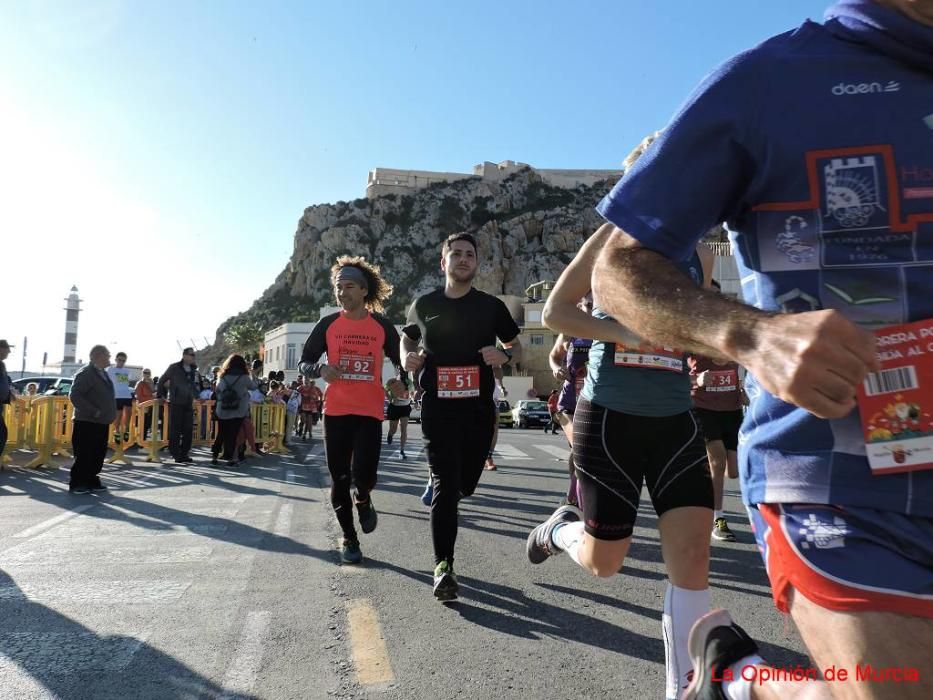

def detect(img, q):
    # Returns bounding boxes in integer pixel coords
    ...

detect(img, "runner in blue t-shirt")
[591,1,933,698]
[526,132,717,700]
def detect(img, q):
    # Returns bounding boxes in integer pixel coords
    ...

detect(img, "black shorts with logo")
[573,397,713,541]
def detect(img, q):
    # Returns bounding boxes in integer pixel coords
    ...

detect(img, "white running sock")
[723,655,766,700]
[551,521,585,566]
[714,510,724,520]
[662,583,711,700]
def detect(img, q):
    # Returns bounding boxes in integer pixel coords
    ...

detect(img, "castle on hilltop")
[366,160,622,199]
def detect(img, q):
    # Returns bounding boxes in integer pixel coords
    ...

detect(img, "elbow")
[541,301,556,330]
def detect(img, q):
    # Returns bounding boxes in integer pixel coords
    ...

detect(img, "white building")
[263,322,315,385]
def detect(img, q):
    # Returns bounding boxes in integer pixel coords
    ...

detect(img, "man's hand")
[480,346,508,367]
[696,370,709,388]
[736,310,879,419]
[404,351,425,373]
[319,365,341,383]
[552,367,569,382]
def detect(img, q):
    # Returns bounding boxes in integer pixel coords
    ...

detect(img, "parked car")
[11,376,74,396]
[512,399,550,428]
[497,400,513,428]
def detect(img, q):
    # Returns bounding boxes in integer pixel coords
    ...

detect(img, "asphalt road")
[0,424,809,699]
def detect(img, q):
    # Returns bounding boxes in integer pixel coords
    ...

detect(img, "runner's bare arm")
[542,223,653,346]
[549,334,568,379]
[592,227,880,419]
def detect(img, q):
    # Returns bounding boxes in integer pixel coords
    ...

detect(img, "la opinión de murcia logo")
[832,80,900,95]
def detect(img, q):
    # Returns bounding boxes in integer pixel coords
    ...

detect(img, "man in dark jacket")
[69,345,116,494]
[158,347,200,463]
[0,339,13,460]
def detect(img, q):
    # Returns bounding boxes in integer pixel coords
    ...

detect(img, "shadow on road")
[0,567,252,700]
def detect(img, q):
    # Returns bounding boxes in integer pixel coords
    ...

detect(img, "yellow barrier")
[0,396,287,467]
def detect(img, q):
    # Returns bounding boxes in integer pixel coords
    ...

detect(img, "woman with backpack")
[212,354,256,466]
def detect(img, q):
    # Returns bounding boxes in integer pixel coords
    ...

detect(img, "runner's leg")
[322,414,359,543]
[398,416,408,453]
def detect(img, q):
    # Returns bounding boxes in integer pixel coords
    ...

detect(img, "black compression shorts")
[693,407,742,451]
[572,397,713,541]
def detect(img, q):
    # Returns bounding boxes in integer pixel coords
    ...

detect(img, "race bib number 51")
[339,353,375,382]
[857,318,933,475]
[437,365,480,398]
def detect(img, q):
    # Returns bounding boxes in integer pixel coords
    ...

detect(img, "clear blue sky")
[0,0,828,375]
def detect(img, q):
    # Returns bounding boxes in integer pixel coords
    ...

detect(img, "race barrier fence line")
[1,398,289,469]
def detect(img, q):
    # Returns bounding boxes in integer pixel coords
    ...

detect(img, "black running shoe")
[526,504,583,564]
[90,480,108,493]
[682,609,759,700]
[341,540,362,565]
[386,434,393,445]
[357,497,378,534]
[433,560,458,601]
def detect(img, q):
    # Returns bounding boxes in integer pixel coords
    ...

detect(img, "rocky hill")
[202,166,726,366]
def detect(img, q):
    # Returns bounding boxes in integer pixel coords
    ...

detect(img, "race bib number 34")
[437,365,480,398]
[705,370,737,392]
[857,318,933,475]
[339,353,375,382]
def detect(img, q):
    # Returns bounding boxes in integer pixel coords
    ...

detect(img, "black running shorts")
[386,404,412,421]
[693,407,742,451]
[116,398,133,410]
[573,397,713,541]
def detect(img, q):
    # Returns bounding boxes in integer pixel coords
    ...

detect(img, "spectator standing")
[107,351,133,444]
[213,354,255,466]
[68,345,116,494]
[134,369,155,440]
[157,347,200,464]
[0,339,13,459]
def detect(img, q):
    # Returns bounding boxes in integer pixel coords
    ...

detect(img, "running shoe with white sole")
[711,518,736,542]
[682,609,759,700]
[526,504,583,564]
[433,560,458,601]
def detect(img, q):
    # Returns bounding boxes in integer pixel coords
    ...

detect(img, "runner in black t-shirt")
[402,233,521,601]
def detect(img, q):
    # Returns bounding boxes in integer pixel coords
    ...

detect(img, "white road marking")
[220,611,271,699]
[11,505,95,540]
[273,504,293,537]
[285,469,295,484]
[491,444,531,460]
[536,444,571,460]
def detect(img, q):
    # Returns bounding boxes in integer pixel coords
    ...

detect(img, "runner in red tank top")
[299,256,408,565]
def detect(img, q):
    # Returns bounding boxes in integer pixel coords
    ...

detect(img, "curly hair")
[622,130,662,173]
[330,255,393,314]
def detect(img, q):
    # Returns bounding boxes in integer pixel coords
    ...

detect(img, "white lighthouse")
[61,286,83,376]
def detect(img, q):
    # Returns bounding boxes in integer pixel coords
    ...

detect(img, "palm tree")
[224,322,264,355]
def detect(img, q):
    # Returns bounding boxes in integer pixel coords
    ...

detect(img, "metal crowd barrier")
[1,398,288,468]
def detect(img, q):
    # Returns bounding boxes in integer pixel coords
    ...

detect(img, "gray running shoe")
[682,609,759,700]
[341,540,362,565]
[711,518,736,542]
[433,560,458,601]
[526,504,583,564]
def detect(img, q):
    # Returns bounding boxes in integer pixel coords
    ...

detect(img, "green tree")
[224,322,265,355]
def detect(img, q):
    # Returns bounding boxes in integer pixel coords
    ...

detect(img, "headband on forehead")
[335,265,368,287]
